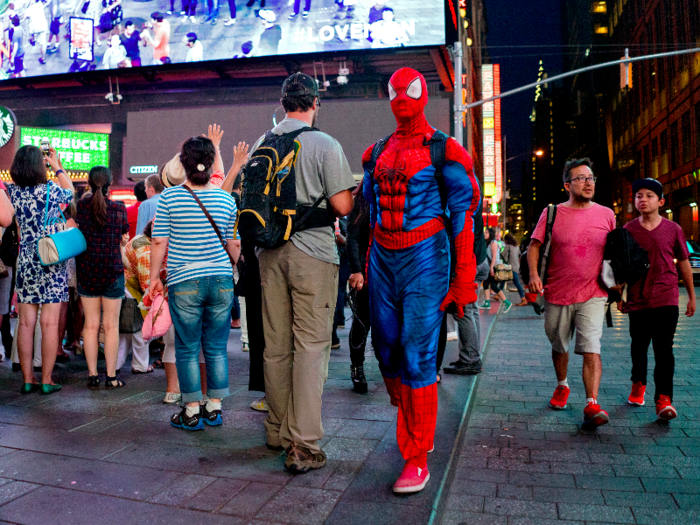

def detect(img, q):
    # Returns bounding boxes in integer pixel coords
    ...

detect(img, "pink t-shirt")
[532,203,615,305]
[624,217,689,312]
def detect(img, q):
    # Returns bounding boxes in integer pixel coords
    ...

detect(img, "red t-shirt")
[624,217,689,312]
[127,201,142,238]
[532,203,615,305]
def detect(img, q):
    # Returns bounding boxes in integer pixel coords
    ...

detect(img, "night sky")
[483,0,563,191]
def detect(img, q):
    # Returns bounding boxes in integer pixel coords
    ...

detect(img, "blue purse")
[37,183,86,266]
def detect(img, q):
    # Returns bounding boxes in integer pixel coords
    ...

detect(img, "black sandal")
[105,375,125,389]
[152,359,164,369]
[87,375,100,389]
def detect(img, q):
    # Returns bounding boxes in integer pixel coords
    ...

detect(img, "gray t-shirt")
[11,26,24,58]
[253,117,355,264]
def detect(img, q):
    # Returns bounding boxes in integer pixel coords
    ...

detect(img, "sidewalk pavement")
[440,291,700,525]
[0,304,497,525]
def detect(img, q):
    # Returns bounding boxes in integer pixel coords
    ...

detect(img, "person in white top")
[184,32,202,62]
[370,7,409,48]
[24,0,48,63]
[101,34,127,69]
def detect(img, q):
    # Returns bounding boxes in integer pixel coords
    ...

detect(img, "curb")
[426,305,501,525]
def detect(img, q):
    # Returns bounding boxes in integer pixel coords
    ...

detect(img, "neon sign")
[481,64,502,202]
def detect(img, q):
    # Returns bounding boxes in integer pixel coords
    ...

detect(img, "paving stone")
[326,500,431,525]
[0,480,41,506]
[255,486,342,525]
[483,497,558,518]
[602,490,678,508]
[632,508,700,525]
[322,461,362,491]
[322,437,378,462]
[588,453,653,465]
[549,461,615,476]
[506,519,584,525]
[495,484,532,501]
[441,510,506,525]
[444,493,485,511]
[557,503,635,523]
[531,486,604,505]
[186,478,248,512]
[612,464,679,478]
[218,481,283,518]
[641,477,700,494]
[574,475,643,492]
[673,494,700,510]
[455,467,508,484]
[0,485,244,524]
[486,458,550,473]
[507,471,575,488]
[446,480,497,498]
[146,474,218,506]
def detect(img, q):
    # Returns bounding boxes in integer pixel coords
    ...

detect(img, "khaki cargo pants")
[259,242,338,453]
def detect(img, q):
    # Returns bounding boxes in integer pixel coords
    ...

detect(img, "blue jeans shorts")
[77,274,125,299]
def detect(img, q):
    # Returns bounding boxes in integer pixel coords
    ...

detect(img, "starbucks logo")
[0,107,16,149]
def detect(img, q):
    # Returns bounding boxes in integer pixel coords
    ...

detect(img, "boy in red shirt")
[623,178,696,420]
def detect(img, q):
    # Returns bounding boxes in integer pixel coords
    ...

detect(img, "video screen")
[1,0,446,80]
[20,127,110,171]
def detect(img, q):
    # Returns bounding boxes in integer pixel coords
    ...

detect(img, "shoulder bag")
[37,183,86,266]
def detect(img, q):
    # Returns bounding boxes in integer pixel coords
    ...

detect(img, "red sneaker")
[583,402,609,427]
[392,463,430,494]
[549,385,570,410]
[627,382,646,406]
[656,395,677,421]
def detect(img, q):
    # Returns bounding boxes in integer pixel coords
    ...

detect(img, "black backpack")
[604,227,650,287]
[237,127,335,249]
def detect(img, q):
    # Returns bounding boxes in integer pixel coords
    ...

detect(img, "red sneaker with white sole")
[392,463,430,494]
[583,402,609,427]
[627,382,646,406]
[656,395,677,421]
[549,385,570,410]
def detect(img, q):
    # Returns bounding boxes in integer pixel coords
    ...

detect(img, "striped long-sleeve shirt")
[152,186,237,286]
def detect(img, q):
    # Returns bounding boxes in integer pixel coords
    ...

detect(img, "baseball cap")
[632,178,663,199]
[282,72,319,99]
[259,9,276,23]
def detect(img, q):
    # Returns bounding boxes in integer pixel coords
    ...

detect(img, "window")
[660,129,668,174]
[594,24,608,34]
[651,137,659,179]
[591,1,607,13]
[682,111,692,165]
[670,121,679,170]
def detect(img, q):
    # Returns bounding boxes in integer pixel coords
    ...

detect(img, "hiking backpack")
[237,127,335,249]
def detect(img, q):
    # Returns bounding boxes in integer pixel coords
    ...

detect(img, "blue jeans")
[169,275,234,403]
[511,271,526,299]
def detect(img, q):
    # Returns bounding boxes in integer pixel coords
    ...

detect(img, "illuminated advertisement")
[20,127,110,172]
[3,1,445,81]
[69,17,96,62]
[481,64,502,202]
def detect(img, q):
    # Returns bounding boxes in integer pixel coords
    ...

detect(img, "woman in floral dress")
[8,145,74,395]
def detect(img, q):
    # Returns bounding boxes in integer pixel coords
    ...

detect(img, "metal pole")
[454,42,463,146]
[462,46,700,110]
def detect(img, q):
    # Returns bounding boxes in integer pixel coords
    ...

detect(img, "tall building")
[608,0,700,239]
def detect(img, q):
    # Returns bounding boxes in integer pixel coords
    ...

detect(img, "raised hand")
[206,124,224,149]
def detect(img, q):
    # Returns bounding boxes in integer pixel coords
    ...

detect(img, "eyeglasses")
[567,176,597,184]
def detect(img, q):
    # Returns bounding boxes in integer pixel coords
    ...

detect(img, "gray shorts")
[544,296,607,355]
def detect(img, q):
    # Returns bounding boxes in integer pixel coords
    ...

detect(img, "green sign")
[0,106,16,149]
[20,127,109,172]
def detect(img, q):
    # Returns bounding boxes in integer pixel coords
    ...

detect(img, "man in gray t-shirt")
[254,73,355,473]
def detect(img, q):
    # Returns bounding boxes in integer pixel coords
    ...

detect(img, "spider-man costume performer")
[363,68,480,493]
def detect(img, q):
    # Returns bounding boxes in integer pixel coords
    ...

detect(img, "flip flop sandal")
[152,359,164,369]
[131,366,154,374]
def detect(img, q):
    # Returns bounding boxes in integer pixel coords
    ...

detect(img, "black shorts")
[50,19,60,35]
[13,56,24,73]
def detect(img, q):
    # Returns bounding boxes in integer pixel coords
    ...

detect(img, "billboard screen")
[4,1,445,81]
[481,64,501,202]
[20,127,110,172]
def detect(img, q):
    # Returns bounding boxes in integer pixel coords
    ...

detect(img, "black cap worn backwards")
[282,72,319,99]
[632,178,663,199]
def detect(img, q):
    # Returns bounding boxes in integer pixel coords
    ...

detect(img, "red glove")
[439,212,477,318]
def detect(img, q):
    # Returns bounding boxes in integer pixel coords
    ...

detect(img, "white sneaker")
[224,18,236,25]
[241,342,249,352]
[446,331,458,341]
[250,397,268,412]
[190,15,198,23]
[163,392,181,404]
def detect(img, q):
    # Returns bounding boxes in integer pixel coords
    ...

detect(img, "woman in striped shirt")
[149,136,239,431]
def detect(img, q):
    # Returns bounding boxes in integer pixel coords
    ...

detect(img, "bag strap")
[182,185,236,268]
[539,204,557,282]
[43,183,51,235]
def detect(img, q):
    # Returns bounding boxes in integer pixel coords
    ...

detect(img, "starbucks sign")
[0,107,16,149]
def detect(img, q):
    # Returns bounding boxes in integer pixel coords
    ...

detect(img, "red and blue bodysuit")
[362,68,480,492]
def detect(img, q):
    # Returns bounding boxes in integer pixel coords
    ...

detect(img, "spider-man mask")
[388,68,428,124]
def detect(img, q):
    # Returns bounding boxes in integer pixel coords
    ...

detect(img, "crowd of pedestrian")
[0,69,695,497]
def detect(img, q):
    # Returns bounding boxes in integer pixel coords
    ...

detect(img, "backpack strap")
[424,130,449,210]
[539,204,557,284]
[281,126,318,141]
[364,134,392,177]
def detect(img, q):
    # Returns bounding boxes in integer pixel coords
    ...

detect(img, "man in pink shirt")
[528,158,615,427]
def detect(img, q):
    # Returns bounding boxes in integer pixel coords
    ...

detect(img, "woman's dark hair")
[133,180,147,202]
[485,227,496,244]
[504,233,518,246]
[88,166,112,229]
[10,145,47,187]
[180,137,215,186]
[143,220,153,239]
